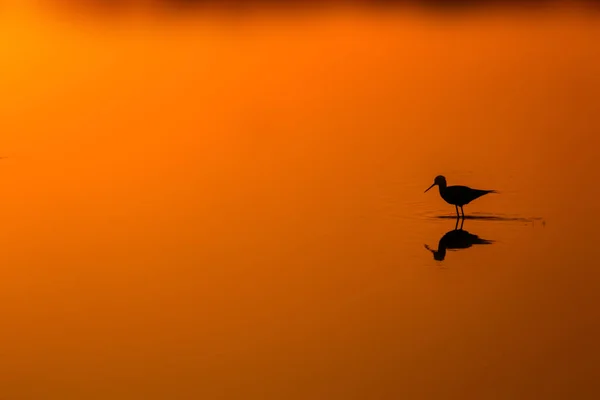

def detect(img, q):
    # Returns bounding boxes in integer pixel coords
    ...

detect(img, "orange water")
[0,5,599,399]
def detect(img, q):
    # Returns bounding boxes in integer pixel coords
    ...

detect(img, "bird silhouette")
[424,221,494,261]
[425,175,497,218]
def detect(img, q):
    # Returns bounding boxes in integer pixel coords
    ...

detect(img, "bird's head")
[424,244,446,261]
[425,175,447,193]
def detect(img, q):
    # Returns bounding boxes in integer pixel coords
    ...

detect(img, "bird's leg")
[460,206,465,219]
[455,205,459,218]
[459,217,464,230]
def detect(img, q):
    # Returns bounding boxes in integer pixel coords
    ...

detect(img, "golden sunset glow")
[1,3,599,399]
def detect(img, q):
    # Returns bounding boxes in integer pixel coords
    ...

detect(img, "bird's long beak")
[424,183,435,193]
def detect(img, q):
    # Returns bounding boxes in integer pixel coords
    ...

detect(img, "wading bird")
[424,225,494,261]
[425,175,497,218]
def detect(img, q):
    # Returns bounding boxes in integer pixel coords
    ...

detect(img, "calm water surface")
[0,6,599,399]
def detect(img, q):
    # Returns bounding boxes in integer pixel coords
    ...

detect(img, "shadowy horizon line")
[435,214,542,222]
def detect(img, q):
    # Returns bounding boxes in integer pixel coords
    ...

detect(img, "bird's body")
[425,227,494,261]
[425,175,497,217]
[439,185,496,207]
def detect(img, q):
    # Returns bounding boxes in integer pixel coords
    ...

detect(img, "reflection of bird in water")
[425,175,497,218]
[424,220,494,261]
